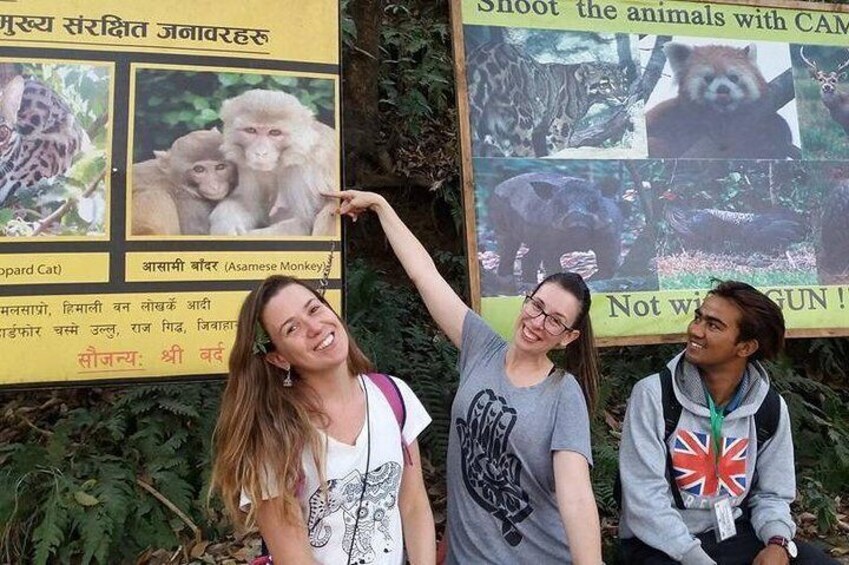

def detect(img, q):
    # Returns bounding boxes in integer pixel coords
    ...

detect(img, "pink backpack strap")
[366,372,412,466]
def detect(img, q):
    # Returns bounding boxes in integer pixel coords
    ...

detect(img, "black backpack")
[614,367,781,510]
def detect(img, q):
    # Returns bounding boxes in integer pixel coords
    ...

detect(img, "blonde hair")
[210,276,373,529]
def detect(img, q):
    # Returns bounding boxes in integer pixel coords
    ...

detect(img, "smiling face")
[685,294,758,371]
[260,283,349,375]
[666,43,768,114]
[512,281,582,354]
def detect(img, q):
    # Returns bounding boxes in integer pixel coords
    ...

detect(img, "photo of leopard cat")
[463,26,646,159]
[0,76,88,205]
[0,61,110,237]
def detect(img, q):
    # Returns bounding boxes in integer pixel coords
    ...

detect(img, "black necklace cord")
[346,376,370,565]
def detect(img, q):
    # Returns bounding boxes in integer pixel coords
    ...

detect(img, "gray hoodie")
[618,352,796,564]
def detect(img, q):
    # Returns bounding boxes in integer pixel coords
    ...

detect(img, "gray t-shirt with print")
[446,311,592,564]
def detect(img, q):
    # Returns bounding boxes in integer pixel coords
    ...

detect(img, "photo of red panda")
[641,37,801,159]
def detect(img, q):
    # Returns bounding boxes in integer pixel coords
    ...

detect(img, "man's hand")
[753,544,790,565]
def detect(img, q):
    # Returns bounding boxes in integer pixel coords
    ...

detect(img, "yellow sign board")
[0,0,342,386]
[452,0,849,344]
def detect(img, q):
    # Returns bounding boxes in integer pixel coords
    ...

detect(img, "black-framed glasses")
[522,295,575,336]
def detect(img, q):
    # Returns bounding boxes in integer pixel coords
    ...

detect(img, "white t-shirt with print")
[240,375,431,565]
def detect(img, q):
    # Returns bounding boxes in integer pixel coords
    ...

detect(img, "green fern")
[591,436,620,515]
[0,380,224,562]
[806,338,849,380]
[31,475,67,565]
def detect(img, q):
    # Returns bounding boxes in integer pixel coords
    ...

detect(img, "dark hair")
[531,272,600,413]
[707,279,785,362]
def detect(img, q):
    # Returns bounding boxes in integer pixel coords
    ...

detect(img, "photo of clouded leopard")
[645,42,799,159]
[466,40,630,158]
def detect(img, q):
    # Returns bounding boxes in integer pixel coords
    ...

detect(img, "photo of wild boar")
[475,159,658,296]
[489,172,621,283]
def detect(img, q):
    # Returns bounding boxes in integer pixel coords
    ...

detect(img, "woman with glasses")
[330,190,603,564]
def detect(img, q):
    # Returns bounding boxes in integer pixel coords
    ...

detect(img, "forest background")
[1,1,848,563]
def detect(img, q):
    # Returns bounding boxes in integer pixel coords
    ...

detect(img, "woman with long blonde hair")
[211,275,434,564]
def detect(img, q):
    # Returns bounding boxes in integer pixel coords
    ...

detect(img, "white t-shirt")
[240,375,431,565]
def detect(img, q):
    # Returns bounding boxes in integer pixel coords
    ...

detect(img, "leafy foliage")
[339,0,357,48]
[773,343,849,496]
[379,2,454,136]
[346,258,459,467]
[0,384,224,563]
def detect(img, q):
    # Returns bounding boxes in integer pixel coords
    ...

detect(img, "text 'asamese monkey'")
[209,89,337,237]
[131,129,237,236]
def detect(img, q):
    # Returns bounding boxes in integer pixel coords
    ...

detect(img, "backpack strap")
[613,367,682,511]
[366,373,412,466]
[659,367,686,510]
[754,387,781,449]
[740,385,782,517]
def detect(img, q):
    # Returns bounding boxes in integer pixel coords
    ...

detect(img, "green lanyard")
[705,392,724,464]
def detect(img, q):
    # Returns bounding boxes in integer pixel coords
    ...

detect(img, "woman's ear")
[558,329,581,349]
[265,351,290,371]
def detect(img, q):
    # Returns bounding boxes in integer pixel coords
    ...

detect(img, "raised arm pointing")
[330,190,469,347]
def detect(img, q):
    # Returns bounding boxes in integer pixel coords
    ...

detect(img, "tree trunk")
[343,0,389,184]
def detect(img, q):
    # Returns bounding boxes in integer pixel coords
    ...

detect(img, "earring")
[282,368,293,388]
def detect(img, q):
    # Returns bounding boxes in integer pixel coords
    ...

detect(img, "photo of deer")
[792,45,849,160]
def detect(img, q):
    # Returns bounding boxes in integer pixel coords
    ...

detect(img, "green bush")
[346,257,460,467]
[380,2,454,136]
[0,384,223,564]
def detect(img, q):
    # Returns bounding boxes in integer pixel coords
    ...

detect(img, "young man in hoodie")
[618,280,837,564]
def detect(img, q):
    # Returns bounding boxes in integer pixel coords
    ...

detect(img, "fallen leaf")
[798,512,816,523]
[604,410,621,431]
[73,491,99,507]
[190,540,210,559]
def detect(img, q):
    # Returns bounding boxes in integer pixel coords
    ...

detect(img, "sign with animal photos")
[451,0,849,344]
[0,0,342,386]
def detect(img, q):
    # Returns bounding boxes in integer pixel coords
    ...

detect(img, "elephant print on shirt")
[307,461,402,563]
